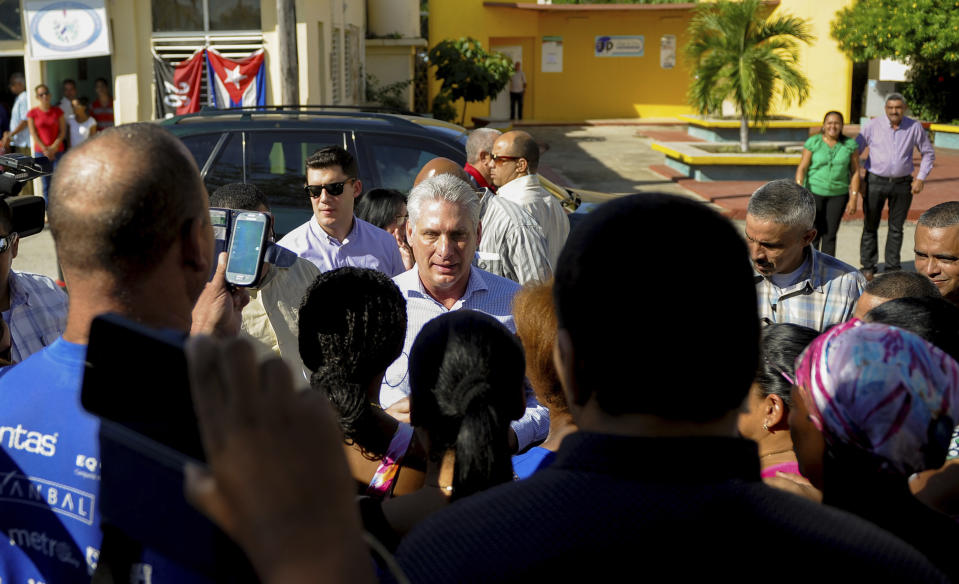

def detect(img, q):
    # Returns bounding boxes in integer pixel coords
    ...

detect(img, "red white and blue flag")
[205,48,266,108]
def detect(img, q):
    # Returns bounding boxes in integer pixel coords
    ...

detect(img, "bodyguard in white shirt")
[489,130,570,266]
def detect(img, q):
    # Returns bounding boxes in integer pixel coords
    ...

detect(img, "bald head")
[414,157,471,187]
[49,123,207,284]
[496,130,540,173]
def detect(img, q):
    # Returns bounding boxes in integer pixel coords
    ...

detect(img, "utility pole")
[277,0,299,105]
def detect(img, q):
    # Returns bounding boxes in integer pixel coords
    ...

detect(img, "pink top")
[760,461,802,478]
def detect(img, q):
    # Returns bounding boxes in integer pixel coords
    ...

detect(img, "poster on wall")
[542,36,563,73]
[25,0,112,60]
[594,35,644,58]
[660,35,676,69]
[153,49,204,119]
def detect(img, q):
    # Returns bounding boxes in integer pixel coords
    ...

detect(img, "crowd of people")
[0,89,956,583]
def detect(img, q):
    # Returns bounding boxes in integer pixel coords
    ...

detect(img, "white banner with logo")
[26,0,112,61]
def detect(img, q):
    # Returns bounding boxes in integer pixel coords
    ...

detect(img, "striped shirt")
[3,271,68,362]
[496,174,570,267]
[380,266,549,450]
[475,188,552,285]
[754,248,865,332]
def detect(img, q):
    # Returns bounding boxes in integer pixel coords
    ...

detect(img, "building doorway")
[43,56,112,111]
[490,45,522,121]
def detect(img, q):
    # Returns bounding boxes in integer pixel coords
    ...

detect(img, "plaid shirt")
[754,248,865,332]
[4,270,68,362]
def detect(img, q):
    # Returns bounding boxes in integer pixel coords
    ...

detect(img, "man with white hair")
[380,173,548,451]
[746,179,865,331]
[464,128,500,192]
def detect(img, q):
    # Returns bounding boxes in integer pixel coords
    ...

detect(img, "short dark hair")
[755,323,818,409]
[918,201,959,229]
[73,96,90,109]
[409,310,525,500]
[305,146,358,178]
[355,188,406,230]
[48,123,206,282]
[554,193,758,420]
[513,132,540,173]
[863,296,959,363]
[62,79,76,87]
[209,183,269,211]
[863,271,940,300]
[298,268,407,449]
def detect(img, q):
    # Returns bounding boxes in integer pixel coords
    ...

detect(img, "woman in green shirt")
[795,111,861,257]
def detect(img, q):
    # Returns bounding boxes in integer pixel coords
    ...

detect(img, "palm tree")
[685,0,814,153]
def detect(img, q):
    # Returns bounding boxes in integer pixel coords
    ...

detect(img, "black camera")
[0,153,52,237]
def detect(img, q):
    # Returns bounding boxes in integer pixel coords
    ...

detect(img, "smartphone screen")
[225,212,268,286]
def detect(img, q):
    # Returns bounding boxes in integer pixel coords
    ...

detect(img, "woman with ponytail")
[298,267,423,499]
[358,309,526,550]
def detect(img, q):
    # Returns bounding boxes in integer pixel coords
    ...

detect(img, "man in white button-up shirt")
[489,130,569,266]
[380,173,548,451]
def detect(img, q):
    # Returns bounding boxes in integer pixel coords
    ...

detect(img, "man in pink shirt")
[855,93,935,279]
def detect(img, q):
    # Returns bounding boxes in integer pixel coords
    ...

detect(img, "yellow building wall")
[776,0,855,122]
[111,0,154,125]
[429,0,855,123]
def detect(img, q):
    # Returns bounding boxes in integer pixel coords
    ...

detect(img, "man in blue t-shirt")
[0,123,247,582]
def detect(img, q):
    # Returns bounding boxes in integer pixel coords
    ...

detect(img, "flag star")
[224,65,247,90]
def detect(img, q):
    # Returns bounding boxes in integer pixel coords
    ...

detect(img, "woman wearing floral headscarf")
[790,320,959,581]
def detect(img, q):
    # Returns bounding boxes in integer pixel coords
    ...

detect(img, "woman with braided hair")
[357,309,526,552]
[298,267,424,500]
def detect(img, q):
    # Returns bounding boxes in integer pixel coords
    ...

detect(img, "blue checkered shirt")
[380,266,549,450]
[4,271,68,362]
[754,248,865,332]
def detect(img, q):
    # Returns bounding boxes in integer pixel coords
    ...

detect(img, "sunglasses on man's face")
[490,153,522,165]
[303,179,354,198]
[0,233,18,254]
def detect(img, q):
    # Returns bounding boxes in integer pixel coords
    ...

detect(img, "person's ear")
[765,394,787,431]
[352,179,362,199]
[555,328,589,408]
[183,216,212,275]
[406,217,414,242]
[11,234,19,260]
[517,158,529,175]
[801,228,817,247]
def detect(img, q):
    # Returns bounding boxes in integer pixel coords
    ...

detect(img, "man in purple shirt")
[277,146,404,276]
[855,93,935,279]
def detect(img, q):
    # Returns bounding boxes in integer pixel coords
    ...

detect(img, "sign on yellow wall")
[594,35,644,58]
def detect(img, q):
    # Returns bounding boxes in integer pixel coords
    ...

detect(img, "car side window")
[178,133,224,171]
[245,131,347,209]
[361,134,465,193]
[203,133,244,194]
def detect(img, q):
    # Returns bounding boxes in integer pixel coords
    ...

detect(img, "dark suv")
[160,106,474,235]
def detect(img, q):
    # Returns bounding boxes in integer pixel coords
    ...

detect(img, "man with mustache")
[746,179,865,331]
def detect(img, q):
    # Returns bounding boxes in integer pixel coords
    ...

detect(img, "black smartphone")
[225,211,270,287]
[81,314,256,579]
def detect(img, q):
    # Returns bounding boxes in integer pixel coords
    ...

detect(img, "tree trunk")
[460,100,468,127]
[277,0,299,105]
[740,113,749,153]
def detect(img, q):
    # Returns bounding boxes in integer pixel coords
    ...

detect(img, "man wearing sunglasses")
[0,203,66,363]
[277,146,405,277]
[489,130,569,266]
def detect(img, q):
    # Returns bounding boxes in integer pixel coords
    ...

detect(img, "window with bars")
[152,0,261,33]
[330,27,341,104]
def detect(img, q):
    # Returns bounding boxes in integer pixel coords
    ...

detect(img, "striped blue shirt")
[755,248,865,332]
[380,266,549,450]
[3,271,68,363]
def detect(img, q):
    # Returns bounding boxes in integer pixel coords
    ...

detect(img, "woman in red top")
[26,84,66,200]
[91,77,114,131]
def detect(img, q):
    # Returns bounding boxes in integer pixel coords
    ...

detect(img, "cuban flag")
[206,48,266,108]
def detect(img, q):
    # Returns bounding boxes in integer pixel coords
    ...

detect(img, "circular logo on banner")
[30,2,103,52]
